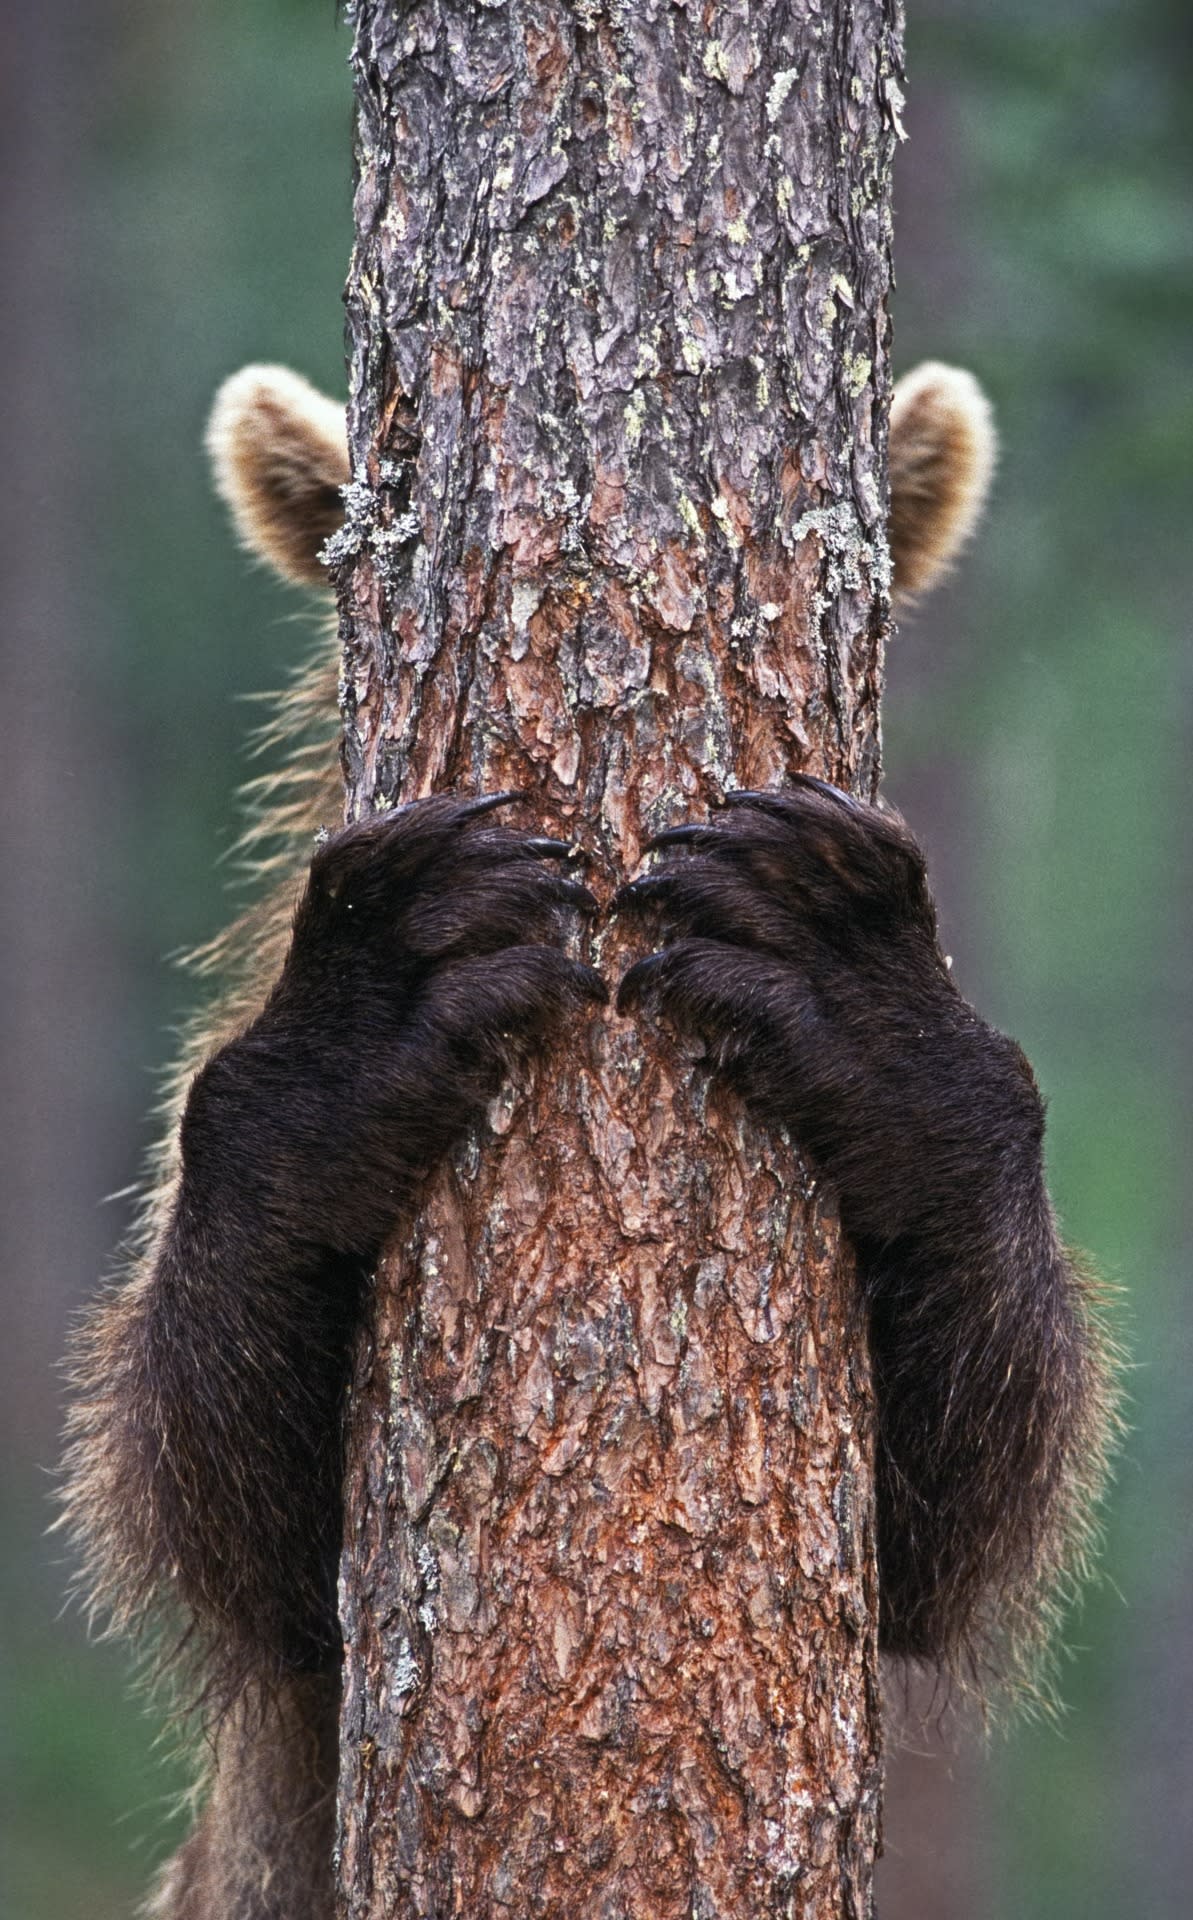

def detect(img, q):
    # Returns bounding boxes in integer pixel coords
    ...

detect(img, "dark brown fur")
[63,363,1113,1916]
[617,779,1115,1683]
[65,798,604,1702]
[144,1677,340,1920]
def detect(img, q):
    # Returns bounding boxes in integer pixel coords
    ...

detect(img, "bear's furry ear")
[207,366,349,592]
[889,362,997,607]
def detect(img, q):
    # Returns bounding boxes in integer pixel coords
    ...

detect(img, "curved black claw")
[452,789,527,821]
[521,836,584,862]
[643,823,726,855]
[718,773,865,816]
[616,947,670,1013]
[561,960,609,1004]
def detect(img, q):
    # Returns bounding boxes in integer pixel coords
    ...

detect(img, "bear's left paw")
[620,777,937,953]
[612,778,957,1147]
[615,777,940,991]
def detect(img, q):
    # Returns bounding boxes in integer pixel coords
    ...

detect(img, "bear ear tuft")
[206,366,349,592]
[889,362,997,608]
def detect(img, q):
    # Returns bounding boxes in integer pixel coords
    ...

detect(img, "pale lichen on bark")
[335,4,902,1915]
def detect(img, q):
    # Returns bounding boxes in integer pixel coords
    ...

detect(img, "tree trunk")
[335,3,901,1915]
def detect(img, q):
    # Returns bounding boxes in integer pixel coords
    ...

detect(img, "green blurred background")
[2,2,1189,1915]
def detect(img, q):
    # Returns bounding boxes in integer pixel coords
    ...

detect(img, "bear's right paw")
[293,792,600,980]
[183,796,605,1253]
[284,788,606,1084]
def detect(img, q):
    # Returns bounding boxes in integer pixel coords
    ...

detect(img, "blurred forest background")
[2,1,1190,1915]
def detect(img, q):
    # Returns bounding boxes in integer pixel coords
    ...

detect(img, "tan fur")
[207,366,349,591]
[889,361,997,603]
[207,359,996,608]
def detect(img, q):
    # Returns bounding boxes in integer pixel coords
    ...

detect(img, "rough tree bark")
[334,3,902,1915]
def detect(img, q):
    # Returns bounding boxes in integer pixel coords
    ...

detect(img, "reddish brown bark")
[335,3,902,1914]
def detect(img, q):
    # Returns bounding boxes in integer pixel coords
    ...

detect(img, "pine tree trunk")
[335,4,902,1915]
